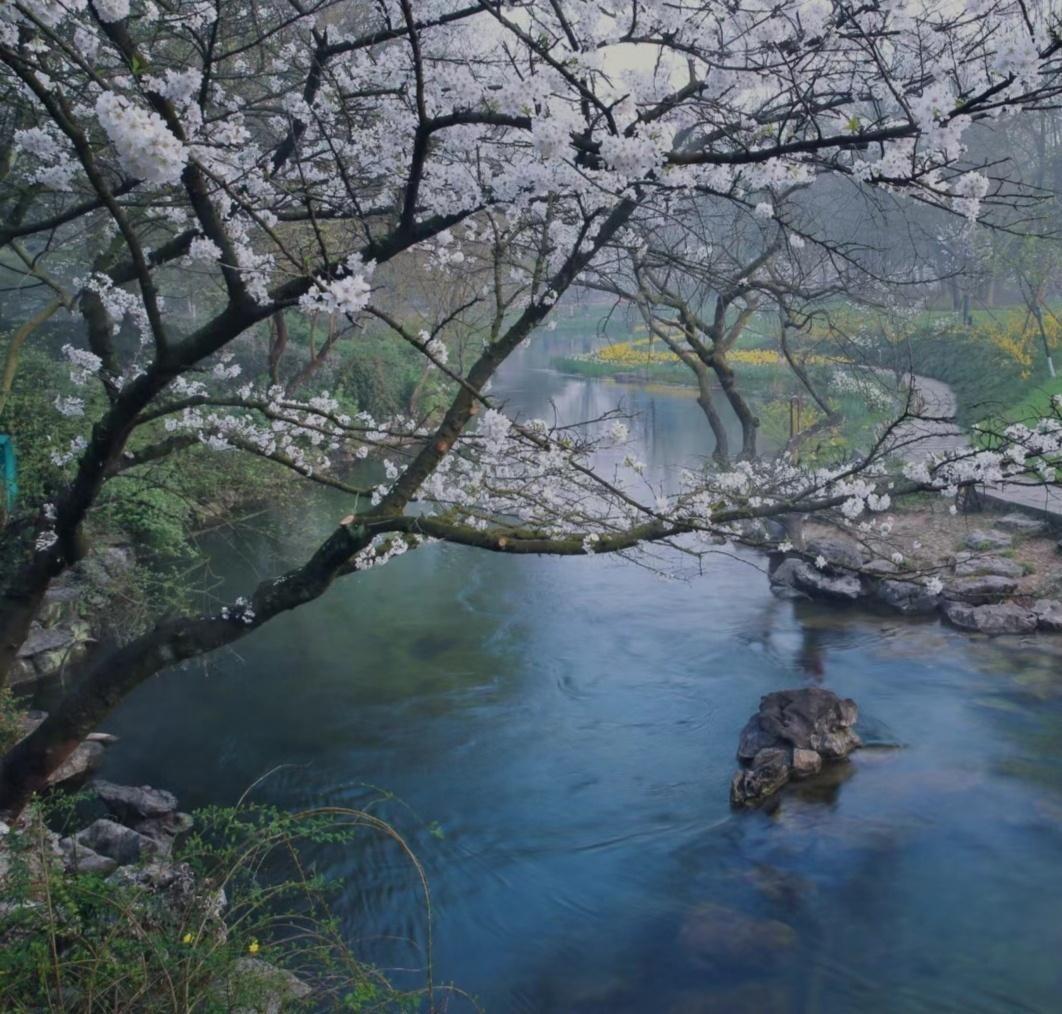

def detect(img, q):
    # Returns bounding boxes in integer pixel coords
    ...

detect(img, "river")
[98,325,1062,1011]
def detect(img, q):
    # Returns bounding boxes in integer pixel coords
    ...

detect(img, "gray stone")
[1032,599,1062,632]
[863,558,899,576]
[941,601,1038,635]
[93,780,178,822]
[791,748,823,778]
[995,512,1047,535]
[954,556,1024,578]
[771,558,863,600]
[133,811,194,851]
[768,558,810,599]
[964,529,1013,552]
[805,535,865,572]
[17,624,76,658]
[218,957,312,1014]
[75,819,160,864]
[58,837,119,876]
[945,574,1018,604]
[874,579,940,615]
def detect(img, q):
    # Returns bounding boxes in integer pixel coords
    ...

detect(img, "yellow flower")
[248,939,260,954]
[182,933,194,945]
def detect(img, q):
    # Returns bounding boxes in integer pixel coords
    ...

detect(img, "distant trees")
[1,0,1061,813]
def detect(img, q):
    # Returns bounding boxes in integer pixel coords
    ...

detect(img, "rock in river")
[731,688,861,806]
[874,578,940,615]
[941,601,1037,636]
[769,558,863,601]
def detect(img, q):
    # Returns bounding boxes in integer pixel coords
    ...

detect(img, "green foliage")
[0,803,426,1012]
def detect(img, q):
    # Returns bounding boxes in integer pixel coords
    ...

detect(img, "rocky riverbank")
[0,759,313,1011]
[762,504,1062,636]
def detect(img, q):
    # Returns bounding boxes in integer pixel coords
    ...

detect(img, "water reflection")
[97,331,1062,1011]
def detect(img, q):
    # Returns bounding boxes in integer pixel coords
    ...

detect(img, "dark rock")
[945,574,1018,604]
[58,837,119,876]
[731,748,790,805]
[805,535,864,572]
[964,529,1012,552]
[768,558,809,599]
[731,688,861,805]
[874,579,940,615]
[941,601,1037,635]
[75,819,160,864]
[863,558,899,576]
[756,687,860,759]
[133,811,194,852]
[954,556,1024,579]
[1032,599,1062,632]
[995,512,1047,535]
[93,780,178,822]
[770,558,863,601]
[677,903,796,972]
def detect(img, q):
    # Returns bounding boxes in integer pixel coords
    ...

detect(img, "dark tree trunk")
[692,364,729,465]
[268,310,288,385]
[713,358,758,460]
[0,521,374,817]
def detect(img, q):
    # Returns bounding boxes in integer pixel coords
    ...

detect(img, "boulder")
[954,556,1024,579]
[874,579,940,615]
[770,558,863,601]
[964,529,1013,552]
[755,687,860,758]
[995,512,1047,535]
[731,688,861,805]
[58,837,119,876]
[768,558,809,599]
[133,811,194,853]
[93,780,178,822]
[941,601,1037,636]
[1032,599,1062,632]
[863,558,899,576]
[216,957,312,1014]
[805,535,864,572]
[945,575,1018,604]
[74,819,160,864]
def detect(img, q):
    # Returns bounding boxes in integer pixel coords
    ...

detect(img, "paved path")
[888,373,1062,521]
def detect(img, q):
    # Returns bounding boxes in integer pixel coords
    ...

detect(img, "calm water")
[98,330,1062,1011]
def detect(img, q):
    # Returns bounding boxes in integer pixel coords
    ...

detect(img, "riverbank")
[767,499,1062,636]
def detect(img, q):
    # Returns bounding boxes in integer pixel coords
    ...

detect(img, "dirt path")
[893,373,1062,521]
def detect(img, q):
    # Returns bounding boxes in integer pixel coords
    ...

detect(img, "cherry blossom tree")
[1,0,1061,813]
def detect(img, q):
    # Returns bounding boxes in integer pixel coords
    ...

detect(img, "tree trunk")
[693,365,729,465]
[712,358,758,460]
[268,310,288,386]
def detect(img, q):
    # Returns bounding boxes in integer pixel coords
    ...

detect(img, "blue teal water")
[98,332,1062,1011]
